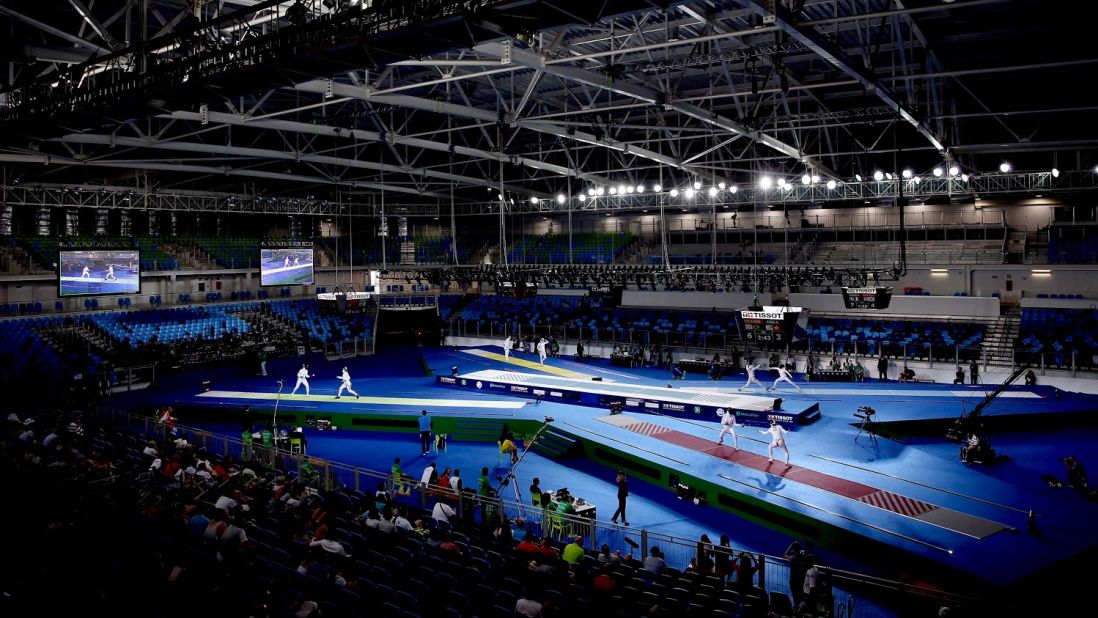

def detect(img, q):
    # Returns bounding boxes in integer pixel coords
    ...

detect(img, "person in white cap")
[716,409,740,449]
[739,364,765,391]
[335,366,359,399]
[768,365,801,391]
[291,363,312,396]
[759,418,791,464]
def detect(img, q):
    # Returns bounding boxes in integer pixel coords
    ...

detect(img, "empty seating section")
[459,295,578,332]
[16,236,60,270]
[268,298,374,344]
[183,237,260,268]
[804,317,985,360]
[649,243,779,265]
[89,305,252,347]
[315,237,400,266]
[1048,225,1098,263]
[437,294,464,320]
[0,316,63,380]
[508,233,635,264]
[14,237,181,271]
[135,237,180,270]
[810,240,1003,265]
[1018,308,1098,368]
[415,236,474,264]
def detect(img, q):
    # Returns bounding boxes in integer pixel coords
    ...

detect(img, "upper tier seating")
[1018,308,1098,368]
[508,233,635,264]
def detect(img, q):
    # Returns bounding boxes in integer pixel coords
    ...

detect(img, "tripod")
[855,408,877,446]
[496,416,556,518]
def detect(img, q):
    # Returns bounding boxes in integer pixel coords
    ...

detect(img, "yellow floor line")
[462,349,595,379]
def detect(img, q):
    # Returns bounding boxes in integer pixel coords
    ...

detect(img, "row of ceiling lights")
[497,164,1094,206]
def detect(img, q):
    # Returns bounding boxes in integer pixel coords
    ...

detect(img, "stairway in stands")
[36,320,120,365]
[981,311,1021,367]
[529,426,580,460]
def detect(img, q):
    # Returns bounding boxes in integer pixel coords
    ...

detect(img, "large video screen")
[58,249,141,297]
[260,246,314,286]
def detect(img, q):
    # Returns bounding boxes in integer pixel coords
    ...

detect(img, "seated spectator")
[562,535,585,566]
[642,546,666,576]
[309,530,350,558]
[1025,369,1037,386]
[597,544,622,564]
[431,500,455,524]
[515,593,546,618]
[516,531,541,555]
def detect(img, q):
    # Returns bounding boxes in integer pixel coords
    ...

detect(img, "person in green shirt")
[391,457,412,496]
[240,423,254,461]
[562,535,586,565]
[300,456,319,486]
[556,497,574,515]
[477,466,492,497]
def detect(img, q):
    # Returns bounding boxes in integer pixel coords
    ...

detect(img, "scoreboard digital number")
[841,287,893,310]
[737,309,801,344]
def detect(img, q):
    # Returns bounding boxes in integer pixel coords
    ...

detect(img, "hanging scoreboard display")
[736,307,809,345]
[841,287,893,310]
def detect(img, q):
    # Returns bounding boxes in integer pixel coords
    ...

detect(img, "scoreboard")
[841,287,893,310]
[736,307,809,345]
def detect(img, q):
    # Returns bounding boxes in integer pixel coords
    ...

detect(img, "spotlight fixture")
[729,185,738,193]
[587,188,596,196]
[718,182,726,190]
[626,185,634,193]
[636,185,644,193]
[578,194,587,202]
[913,176,921,184]
[692,180,701,190]
[873,171,884,181]
[684,188,696,199]
[530,196,539,204]
[961,173,970,182]
[999,162,1011,173]
[811,175,820,184]
[653,184,662,192]
[759,176,773,189]
[556,194,565,204]
[782,182,793,191]
[596,187,605,196]
[498,193,504,201]
[609,187,618,195]
[708,186,718,197]
[855,174,863,182]
[617,184,626,194]
[670,188,679,197]
[949,165,960,176]
[902,169,913,179]
[826,180,837,190]
[1051,168,1060,178]
[932,167,943,177]
[885,172,893,180]
[801,174,811,185]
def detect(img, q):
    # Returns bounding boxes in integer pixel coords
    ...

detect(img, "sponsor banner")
[475,381,483,389]
[510,385,529,393]
[533,389,546,396]
[644,402,660,409]
[767,413,795,424]
[550,391,563,397]
[625,399,641,408]
[438,376,456,384]
[662,403,685,412]
[740,311,787,320]
[489,382,506,390]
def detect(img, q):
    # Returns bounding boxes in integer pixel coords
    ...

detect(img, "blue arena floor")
[117,345,1098,591]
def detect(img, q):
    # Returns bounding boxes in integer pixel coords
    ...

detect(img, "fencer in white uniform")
[292,364,312,396]
[739,364,765,391]
[503,335,512,359]
[104,265,116,281]
[716,409,740,449]
[759,419,791,464]
[335,367,359,399]
[536,338,548,364]
[81,266,91,279]
[768,365,802,391]
[284,256,291,268]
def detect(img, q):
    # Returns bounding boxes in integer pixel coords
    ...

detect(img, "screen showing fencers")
[58,249,141,297]
[260,246,314,286]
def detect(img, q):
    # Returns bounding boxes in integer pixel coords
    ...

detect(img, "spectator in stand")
[431,500,456,525]
[970,359,980,385]
[597,544,622,565]
[713,535,733,583]
[420,461,437,488]
[734,551,758,591]
[516,531,541,556]
[449,468,463,494]
[1025,369,1037,386]
[515,593,546,618]
[562,535,586,566]
[642,546,667,576]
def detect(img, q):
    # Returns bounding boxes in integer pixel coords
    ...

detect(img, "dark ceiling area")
[1,0,1096,214]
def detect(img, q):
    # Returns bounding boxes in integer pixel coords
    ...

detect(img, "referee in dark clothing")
[611,470,630,526]
[877,355,888,381]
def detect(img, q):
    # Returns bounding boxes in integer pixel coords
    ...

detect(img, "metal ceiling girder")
[218,98,609,186]
[472,41,840,180]
[295,80,690,175]
[50,133,534,198]
[738,0,947,155]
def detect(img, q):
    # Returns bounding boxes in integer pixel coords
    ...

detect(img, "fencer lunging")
[759,419,791,464]
[292,364,312,396]
[716,409,740,449]
[335,367,359,399]
[739,364,765,390]
[768,365,801,391]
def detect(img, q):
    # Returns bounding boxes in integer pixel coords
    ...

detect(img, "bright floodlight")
[826,180,837,190]
[578,194,587,202]
[759,176,773,189]
[783,182,793,191]
[670,188,679,197]
[801,174,811,185]
[596,187,605,196]
[636,185,644,193]
[708,186,718,197]
[693,180,702,190]
[530,196,539,204]
[718,182,726,190]
[729,185,738,193]
[556,194,566,204]
[587,188,596,196]
[811,175,820,184]
[885,172,894,180]
[609,187,617,195]
[855,174,863,182]
[961,173,970,182]
[498,193,504,201]
[685,188,696,199]
[653,184,662,192]
[617,184,627,194]
[913,176,921,184]
[932,167,943,177]
[902,169,913,179]
[1052,168,1060,178]
[776,177,786,187]
[949,165,960,176]
[999,162,1011,173]
[626,185,634,193]
[873,170,884,181]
